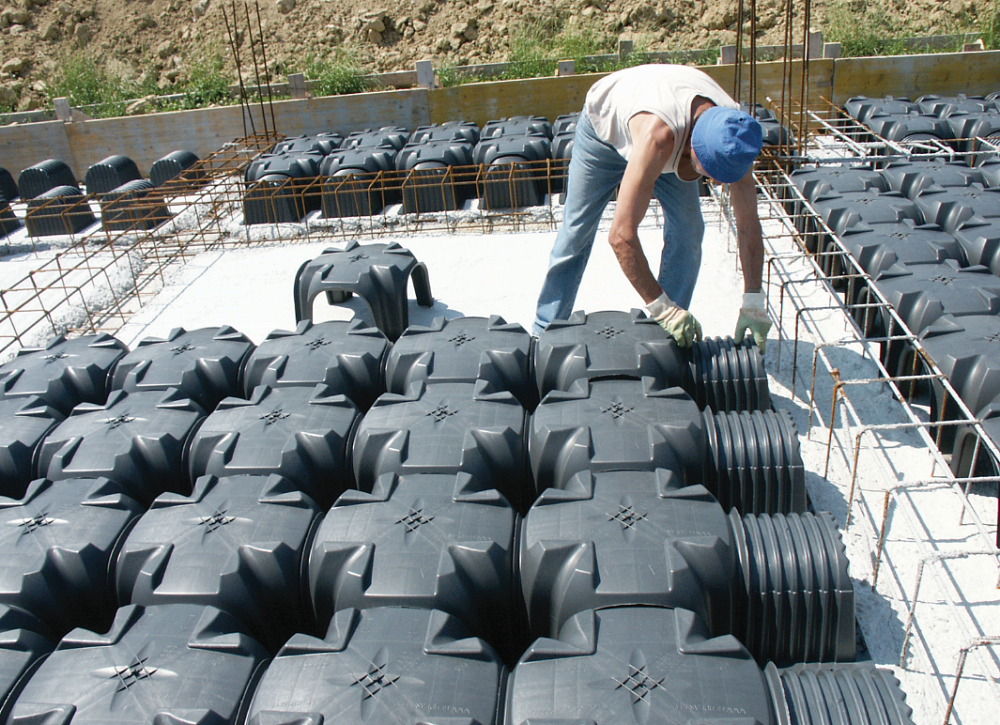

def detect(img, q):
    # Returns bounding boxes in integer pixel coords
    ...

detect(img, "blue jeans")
[533,111,705,335]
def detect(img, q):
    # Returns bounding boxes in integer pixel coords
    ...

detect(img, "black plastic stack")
[241,319,389,411]
[149,149,201,187]
[704,408,807,515]
[0,166,17,202]
[273,132,344,156]
[551,112,577,199]
[319,147,398,217]
[115,473,321,651]
[187,384,360,509]
[409,120,480,145]
[84,155,142,195]
[99,178,172,232]
[353,380,530,510]
[520,469,853,665]
[0,478,142,637]
[16,159,77,200]
[243,152,322,225]
[6,604,267,725]
[534,310,770,412]
[245,607,506,725]
[385,314,535,409]
[790,121,1000,475]
[473,116,552,210]
[341,125,409,151]
[308,472,526,661]
[396,136,475,213]
[743,102,794,147]
[0,606,53,720]
[0,333,128,416]
[24,185,95,237]
[36,388,207,506]
[0,197,19,238]
[0,396,63,498]
[110,325,255,411]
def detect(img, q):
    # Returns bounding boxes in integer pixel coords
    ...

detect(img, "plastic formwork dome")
[6,604,267,725]
[187,384,360,509]
[115,473,321,652]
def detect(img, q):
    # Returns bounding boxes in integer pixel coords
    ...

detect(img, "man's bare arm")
[607,113,675,304]
[728,169,764,292]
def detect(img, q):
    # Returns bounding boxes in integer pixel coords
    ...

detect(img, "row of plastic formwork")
[0,458,842,662]
[0,602,914,725]
[0,312,777,506]
[783,158,1000,476]
[0,153,202,239]
[843,93,1000,155]
[242,116,580,223]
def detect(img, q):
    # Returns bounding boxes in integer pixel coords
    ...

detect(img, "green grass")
[46,56,147,118]
[298,55,375,97]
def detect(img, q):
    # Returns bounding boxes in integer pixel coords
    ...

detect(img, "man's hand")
[735,291,772,353]
[647,293,702,347]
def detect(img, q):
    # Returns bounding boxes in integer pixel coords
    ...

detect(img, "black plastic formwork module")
[0,478,142,637]
[246,606,505,725]
[529,378,707,494]
[243,152,323,225]
[903,314,1000,421]
[115,473,321,652]
[534,310,770,412]
[835,219,967,281]
[111,326,256,411]
[857,260,1000,343]
[786,163,889,220]
[83,155,142,196]
[0,606,54,721]
[149,149,201,188]
[36,388,207,506]
[473,134,552,210]
[16,159,77,201]
[0,396,64,499]
[506,606,774,725]
[341,126,410,151]
[881,158,991,200]
[843,96,916,123]
[273,132,344,156]
[1,197,21,238]
[520,471,735,641]
[914,183,1000,232]
[408,120,481,145]
[395,140,476,213]
[24,185,96,237]
[99,179,172,232]
[308,472,525,662]
[319,148,398,218]
[810,189,924,240]
[242,319,389,411]
[765,662,917,725]
[520,469,851,666]
[862,111,954,145]
[730,510,855,665]
[479,116,554,140]
[916,93,997,117]
[702,407,807,516]
[0,166,18,201]
[0,334,128,416]
[385,315,536,409]
[187,384,360,509]
[952,392,1000,478]
[353,380,530,510]
[6,603,268,725]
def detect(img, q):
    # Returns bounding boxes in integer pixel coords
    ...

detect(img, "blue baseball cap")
[691,106,763,183]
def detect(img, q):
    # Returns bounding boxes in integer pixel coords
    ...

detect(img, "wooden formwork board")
[0,120,77,181]
[428,75,599,127]
[830,51,1000,105]
[2,89,431,179]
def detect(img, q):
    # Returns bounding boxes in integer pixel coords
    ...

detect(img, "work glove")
[646,292,702,347]
[735,291,773,354]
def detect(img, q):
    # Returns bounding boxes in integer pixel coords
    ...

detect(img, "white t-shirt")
[584,64,739,176]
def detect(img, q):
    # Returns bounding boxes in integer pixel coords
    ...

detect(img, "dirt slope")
[0,0,993,112]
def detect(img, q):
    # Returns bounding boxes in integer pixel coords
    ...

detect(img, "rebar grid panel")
[754,131,1000,724]
[0,134,277,360]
